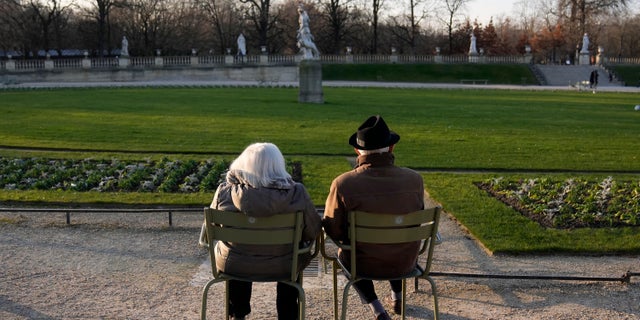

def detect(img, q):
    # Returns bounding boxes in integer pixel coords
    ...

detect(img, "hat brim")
[349,131,400,150]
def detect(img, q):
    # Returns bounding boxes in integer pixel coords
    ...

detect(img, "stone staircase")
[532,64,623,87]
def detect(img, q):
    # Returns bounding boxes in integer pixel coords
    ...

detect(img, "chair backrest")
[203,208,308,282]
[346,207,441,279]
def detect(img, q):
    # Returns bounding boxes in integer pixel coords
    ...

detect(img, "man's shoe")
[375,312,392,320]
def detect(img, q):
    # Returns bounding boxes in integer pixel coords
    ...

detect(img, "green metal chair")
[321,207,442,320]
[200,208,317,320]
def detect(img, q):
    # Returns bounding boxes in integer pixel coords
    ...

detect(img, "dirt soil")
[0,208,638,320]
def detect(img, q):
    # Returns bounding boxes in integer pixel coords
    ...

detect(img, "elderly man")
[323,115,425,320]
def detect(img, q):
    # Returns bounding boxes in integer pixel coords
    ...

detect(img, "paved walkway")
[3,79,640,92]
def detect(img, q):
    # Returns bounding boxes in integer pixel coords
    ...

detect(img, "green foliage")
[609,65,640,86]
[322,63,537,84]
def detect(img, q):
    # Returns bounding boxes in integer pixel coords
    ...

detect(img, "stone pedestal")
[118,57,130,68]
[82,58,91,69]
[298,60,323,104]
[260,54,269,65]
[345,55,353,64]
[6,59,15,71]
[579,52,590,65]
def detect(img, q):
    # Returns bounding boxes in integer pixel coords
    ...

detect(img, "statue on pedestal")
[237,33,246,56]
[297,4,320,59]
[581,33,590,53]
[121,36,129,57]
[469,33,478,55]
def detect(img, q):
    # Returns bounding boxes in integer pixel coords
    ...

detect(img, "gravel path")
[1,208,638,320]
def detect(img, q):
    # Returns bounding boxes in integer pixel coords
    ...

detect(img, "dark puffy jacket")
[211,171,321,279]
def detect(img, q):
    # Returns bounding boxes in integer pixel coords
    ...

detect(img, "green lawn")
[1,86,639,254]
[1,87,638,171]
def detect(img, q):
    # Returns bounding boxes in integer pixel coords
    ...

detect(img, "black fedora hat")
[349,115,400,150]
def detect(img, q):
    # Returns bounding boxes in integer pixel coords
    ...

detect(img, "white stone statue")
[121,36,129,57]
[469,32,478,55]
[296,4,320,59]
[581,33,589,53]
[237,33,246,56]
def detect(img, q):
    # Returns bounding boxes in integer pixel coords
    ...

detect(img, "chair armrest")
[309,234,321,259]
[198,222,209,248]
[320,232,338,262]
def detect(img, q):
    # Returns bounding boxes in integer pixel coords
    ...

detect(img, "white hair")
[357,146,390,155]
[228,142,292,187]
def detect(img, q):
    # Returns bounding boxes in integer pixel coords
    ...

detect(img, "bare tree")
[199,0,243,54]
[388,0,433,53]
[0,0,24,54]
[26,0,74,56]
[239,0,274,50]
[370,0,384,53]
[115,0,178,56]
[318,0,353,54]
[556,0,627,51]
[82,0,127,56]
[437,0,469,53]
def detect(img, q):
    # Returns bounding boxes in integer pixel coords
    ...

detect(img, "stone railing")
[606,57,640,65]
[1,53,537,73]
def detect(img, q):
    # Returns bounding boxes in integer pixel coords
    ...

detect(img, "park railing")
[1,53,537,73]
[0,206,201,226]
[606,56,640,65]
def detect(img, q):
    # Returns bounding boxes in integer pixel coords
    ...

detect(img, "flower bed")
[0,157,231,193]
[478,177,640,229]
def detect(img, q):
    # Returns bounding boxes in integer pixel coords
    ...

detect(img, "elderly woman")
[210,142,321,320]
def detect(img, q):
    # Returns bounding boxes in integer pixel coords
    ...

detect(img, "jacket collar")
[355,152,395,168]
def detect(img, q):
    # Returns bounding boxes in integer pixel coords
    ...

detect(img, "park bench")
[460,79,488,85]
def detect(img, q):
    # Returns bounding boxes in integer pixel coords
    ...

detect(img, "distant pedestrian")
[589,70,598,88]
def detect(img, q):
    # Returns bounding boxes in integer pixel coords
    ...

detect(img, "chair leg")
[332,261,339,320]
[294,275,307,320]
[401,279,407,320]
[425,276,439,320]
[298,289,306,320]
[201,278,218,320]
[340,281,355,320]
[224,281,230,320]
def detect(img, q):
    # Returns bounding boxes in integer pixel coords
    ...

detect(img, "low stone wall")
[2,65,298,84]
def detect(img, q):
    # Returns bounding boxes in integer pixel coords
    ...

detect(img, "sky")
[466,0,518,24]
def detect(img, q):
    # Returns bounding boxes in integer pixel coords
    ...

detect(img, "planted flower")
[479,177,640,229]
[0,156,231,194]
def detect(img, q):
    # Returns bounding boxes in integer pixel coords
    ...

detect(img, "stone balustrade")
[0,53,537,73]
